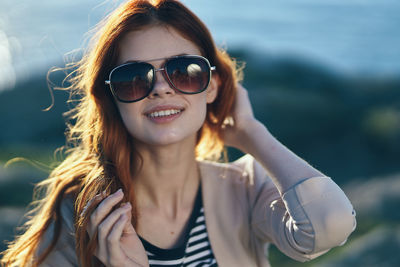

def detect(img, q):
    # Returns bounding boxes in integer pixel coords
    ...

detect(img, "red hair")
[1,1,242,266]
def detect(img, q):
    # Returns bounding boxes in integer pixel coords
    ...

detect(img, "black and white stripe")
[139,187,217,267]
[181,207,216,266]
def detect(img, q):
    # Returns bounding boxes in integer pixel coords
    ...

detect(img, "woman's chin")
[133,132,197,148]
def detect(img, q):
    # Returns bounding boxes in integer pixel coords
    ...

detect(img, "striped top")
[139,186,218,267]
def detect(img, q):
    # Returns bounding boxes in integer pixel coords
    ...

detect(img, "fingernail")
[115,188,123,195]
[123,202,131,209]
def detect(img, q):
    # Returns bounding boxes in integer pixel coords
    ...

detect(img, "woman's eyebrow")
[121,53,189,64]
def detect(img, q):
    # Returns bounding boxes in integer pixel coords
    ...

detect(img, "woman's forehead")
[117,26,202,64]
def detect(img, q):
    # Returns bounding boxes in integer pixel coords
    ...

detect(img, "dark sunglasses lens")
[110,63,154,102]
[166,57,210,93]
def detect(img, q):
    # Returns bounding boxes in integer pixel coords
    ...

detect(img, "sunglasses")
[105,55,216,103]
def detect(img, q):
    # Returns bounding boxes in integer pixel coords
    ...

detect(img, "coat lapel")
[198,160,257,266]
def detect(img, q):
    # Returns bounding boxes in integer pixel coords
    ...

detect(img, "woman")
[1,0,356,266]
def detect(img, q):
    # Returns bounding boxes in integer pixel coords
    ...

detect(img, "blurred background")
[0,0,399,266]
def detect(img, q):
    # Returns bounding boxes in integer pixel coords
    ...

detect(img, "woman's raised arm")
[224,84,356,259]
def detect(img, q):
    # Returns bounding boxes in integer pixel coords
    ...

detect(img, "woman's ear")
[206,75,219,104]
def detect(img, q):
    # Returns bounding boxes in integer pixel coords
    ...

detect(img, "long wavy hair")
[1,0,242,266]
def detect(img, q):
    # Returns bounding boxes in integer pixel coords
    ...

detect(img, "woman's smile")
[144,105,185,124]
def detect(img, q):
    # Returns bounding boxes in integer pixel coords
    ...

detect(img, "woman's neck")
[132,138,200,218]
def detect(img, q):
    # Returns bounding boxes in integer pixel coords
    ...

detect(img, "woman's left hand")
[222,83,262,153]
[86,190,149,267]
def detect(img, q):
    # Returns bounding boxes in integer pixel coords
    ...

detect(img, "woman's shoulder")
[35,195,78,266]
[198,154,250,175]
[59,196,75,229]
[39,196,75,246]
[198,154,270,186]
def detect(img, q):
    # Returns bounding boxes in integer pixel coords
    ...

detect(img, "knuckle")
[98,221,107,236]
[97,232,106,244]
[96,196,117,214]
[106,234,117,244]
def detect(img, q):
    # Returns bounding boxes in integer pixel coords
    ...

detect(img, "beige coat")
[38,155,356,266]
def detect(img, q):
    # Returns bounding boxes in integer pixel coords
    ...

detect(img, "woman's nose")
[148,68,175,99]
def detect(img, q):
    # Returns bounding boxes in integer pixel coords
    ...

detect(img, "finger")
[95,202,131,261]
[232,84,254,119]
[81,191,107,217]
[97,202,131,243]
[97,203,132,255]
[88,189,124,237]
[85,194,108,239]
[90,189,123,224]
[121,205,136,234]
[107,214,130,265]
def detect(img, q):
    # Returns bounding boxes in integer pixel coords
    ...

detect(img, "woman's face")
[114,26,218,147]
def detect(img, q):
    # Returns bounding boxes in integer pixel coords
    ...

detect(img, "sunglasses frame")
[105,55,216,103]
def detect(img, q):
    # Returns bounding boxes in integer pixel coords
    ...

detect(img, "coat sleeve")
[37,198,79,267]
[238,155,356,262]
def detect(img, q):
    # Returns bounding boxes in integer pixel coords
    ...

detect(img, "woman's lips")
[144,106,185,123]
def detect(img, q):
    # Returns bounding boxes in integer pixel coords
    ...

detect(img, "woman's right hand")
[86,189,149,267]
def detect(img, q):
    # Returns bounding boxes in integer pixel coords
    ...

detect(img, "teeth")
[148,109,181,118]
